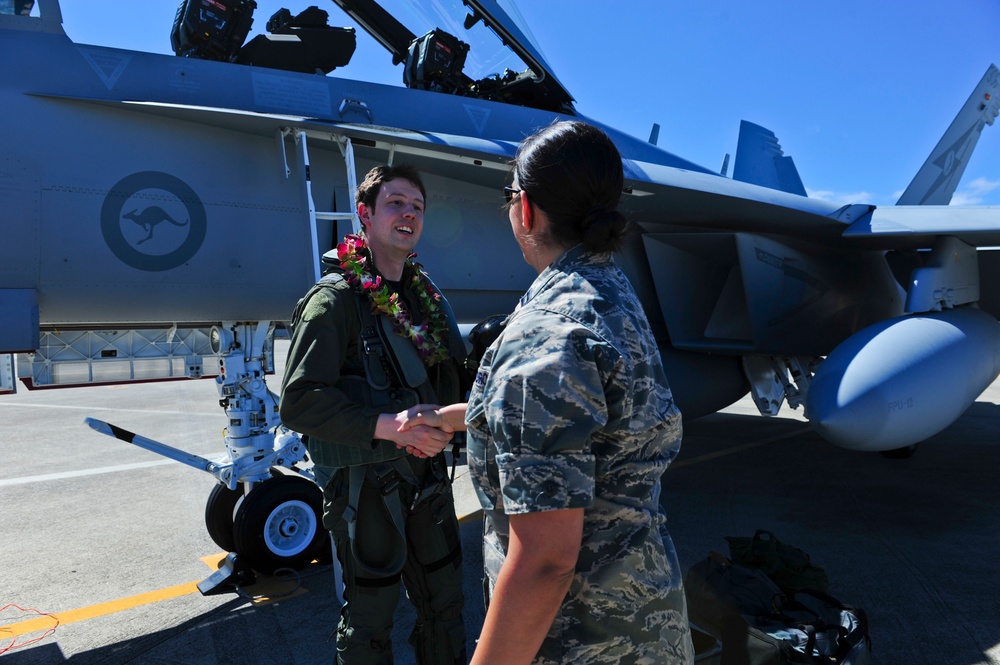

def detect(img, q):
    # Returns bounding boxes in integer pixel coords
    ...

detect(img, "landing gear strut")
[85,321,332,582]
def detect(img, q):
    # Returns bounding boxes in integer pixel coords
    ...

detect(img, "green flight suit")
[280,260,468,665]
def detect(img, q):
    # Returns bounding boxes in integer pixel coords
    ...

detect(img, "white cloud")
[805,188,880,206]
[950,177,1000,206]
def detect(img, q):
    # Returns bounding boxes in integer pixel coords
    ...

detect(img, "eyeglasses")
[503,186,522,203]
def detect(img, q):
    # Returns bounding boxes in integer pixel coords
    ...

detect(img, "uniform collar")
[517,244,612,307]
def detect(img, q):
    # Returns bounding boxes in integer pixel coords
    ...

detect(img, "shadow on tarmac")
[5,523,485,665]
[669,408,1000,665]
[5,402,1000,664]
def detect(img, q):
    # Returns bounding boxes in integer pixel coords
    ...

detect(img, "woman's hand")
[398,402,470,434]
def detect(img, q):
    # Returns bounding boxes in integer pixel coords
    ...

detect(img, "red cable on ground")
[0,603,60,654]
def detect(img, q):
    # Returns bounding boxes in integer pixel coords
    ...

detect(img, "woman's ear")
[519,191,534,232]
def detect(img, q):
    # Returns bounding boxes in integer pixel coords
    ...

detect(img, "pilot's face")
[359,177,425,266]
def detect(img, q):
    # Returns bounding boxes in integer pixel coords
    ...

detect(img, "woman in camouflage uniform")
[405,121,695,664]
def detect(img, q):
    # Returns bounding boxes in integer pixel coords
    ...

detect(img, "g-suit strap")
[344,463,407,578]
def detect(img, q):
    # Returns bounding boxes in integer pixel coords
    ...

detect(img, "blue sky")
[58,0,1000,206]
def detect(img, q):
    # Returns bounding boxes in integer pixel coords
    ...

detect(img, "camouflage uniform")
[466,245,695,665]
[280,259,468,665]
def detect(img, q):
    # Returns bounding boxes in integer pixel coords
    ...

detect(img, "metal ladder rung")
[315,212,357,221]
[292,129,360,282]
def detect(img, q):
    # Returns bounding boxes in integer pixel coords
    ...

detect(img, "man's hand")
[375,411,453,458]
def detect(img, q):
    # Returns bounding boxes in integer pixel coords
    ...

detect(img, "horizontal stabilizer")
[732,120,807,196]
[897,64,1000,205]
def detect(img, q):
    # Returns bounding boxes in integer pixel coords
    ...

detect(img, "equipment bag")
[722,588,871,665]
[685,552,871,665]
[171,0,256,61]
[726,530,830,593]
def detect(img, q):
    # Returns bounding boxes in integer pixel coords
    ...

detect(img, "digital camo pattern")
[466,245,694,664]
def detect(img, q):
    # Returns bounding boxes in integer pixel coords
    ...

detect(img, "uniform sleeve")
[278,287,380,449]
[484,316,613,515]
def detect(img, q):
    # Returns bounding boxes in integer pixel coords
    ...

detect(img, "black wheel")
[879,444,919,459]
[205,482,244,552]
[233,475,326,574]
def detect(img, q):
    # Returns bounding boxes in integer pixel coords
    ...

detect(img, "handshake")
[388,402,469,459]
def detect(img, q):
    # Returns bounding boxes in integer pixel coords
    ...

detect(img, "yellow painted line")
[0,581,200,639]
[671,425,813,469]
[0,554,226,641]
[457,508,483,525]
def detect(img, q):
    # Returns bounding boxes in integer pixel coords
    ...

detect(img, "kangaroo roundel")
[101,171,207,271]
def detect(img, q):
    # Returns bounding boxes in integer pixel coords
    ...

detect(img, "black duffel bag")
[685,551,871,665]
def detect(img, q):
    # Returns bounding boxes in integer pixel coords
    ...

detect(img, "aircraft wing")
[114,96,1000,254]
[40,94,861,238]
[845,205,1000,248]
[67,93,1000,255]
[27,87,1000,263]
[620,158,1000,251]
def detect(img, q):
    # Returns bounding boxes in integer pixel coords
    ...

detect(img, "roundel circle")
[101,171,207,271]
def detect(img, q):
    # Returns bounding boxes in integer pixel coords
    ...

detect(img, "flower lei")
[337,233,451,366]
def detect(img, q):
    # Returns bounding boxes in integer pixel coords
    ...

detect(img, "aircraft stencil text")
[887,397,915,414]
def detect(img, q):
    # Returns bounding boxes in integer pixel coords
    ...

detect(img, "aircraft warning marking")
[77,47,131,90]
[101,172,206,271]
[464,104,491,136]
[252,71,331,117]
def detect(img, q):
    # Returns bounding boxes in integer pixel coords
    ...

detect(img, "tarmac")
[2,339,999,664]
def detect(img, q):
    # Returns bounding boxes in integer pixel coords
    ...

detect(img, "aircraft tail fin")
[732,120,807,196]
[896,64,1000,205]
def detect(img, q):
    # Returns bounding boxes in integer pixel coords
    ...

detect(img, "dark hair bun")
[581,208,630,253]
[514,121,628,254]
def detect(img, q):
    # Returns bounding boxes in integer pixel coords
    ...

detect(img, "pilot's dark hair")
[513,121,629,254]
[355,163,427,212]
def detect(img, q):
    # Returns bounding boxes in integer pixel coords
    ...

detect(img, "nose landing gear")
[205,473,330,575]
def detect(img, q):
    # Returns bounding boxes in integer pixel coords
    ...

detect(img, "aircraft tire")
[204,482,243,552]
[879,443,920,459]
[233,475,325,575]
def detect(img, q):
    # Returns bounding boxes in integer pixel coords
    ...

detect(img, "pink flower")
[336,232,450,366]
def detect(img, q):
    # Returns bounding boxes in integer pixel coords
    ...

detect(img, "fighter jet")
[2,0,999,573]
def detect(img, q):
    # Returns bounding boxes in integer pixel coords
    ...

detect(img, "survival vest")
[288,266,468,577]
[287,268,467,469]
